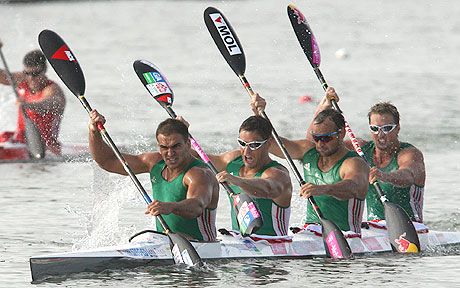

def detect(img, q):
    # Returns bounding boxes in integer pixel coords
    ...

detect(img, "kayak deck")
[29,228,460,282]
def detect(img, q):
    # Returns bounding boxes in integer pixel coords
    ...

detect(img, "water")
[1,0,460,287]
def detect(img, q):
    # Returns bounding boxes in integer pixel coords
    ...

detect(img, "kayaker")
[346,101,425,226]
[88,110,219,241]
[251,88,369,236]
[186,115,292,236]
[0,41,66,155]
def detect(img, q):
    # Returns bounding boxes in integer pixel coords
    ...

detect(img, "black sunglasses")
[311,130,341,143]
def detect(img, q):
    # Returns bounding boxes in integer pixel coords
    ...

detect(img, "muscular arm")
[216,166,292,205]
[88,110,161,175]
[170,167,218,219]
[376,147,425,187]
[300,157,369,200]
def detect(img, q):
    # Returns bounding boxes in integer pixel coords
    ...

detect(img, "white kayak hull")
[29,228,460,282]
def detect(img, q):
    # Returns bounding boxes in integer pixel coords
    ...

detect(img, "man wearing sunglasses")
[352,102,426,225]
[251,89,369,235]
[88,111,220,241]
[200,116,292,236]
[0,43,65,155]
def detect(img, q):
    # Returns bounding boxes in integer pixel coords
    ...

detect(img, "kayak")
[0,141,90,163]
[29,227,460,282]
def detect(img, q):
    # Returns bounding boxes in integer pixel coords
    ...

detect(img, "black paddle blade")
[133,60,174,106]
[233,193,263,236]
[204,6,246,76]
[287,4,321,67]
[38,30,85,97]
[23,114,45,159]
[384,202,421,253]
[167,232,203,267]
[321,219,353,259]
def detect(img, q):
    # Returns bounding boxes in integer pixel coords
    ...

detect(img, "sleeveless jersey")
[362,141,424,222]
[302,148,364,233]
[149,158,216,241]
[226,156,291,236]
[15,80,63,153]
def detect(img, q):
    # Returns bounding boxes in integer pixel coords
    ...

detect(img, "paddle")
[38,29,203,266]
[133,59,263,236]
[204,6,353,259]
[287,4,420,253]
[0,47,45,159]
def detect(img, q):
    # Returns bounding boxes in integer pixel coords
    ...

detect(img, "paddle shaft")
[0,48,45,158]
[160,103,239,197]
[78,95,172,232]
[238,75,326,219]
[0,49,35,132]
[310,64,388,201]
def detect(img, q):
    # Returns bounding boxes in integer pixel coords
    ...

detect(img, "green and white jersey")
[226,156,291,236]
[362,141,424,222]
[150,158,216,241]
[302,148,364,233]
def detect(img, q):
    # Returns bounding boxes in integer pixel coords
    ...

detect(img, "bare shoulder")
[221,149,241,164]
[343,156,369,172]
[262,164,290,180]
[398,145,424,162]
[138,152,163,171]
[186,165,216,181]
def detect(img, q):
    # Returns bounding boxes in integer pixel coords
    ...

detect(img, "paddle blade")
[233,193,263,236]
[133,60,174,106]
[204,6,246,76]
[38,30,85,97]
[23,114,45,159]
[167,232,203,266]
[287,4,321,67]
[321,219,353,259]
[384,202,421,253]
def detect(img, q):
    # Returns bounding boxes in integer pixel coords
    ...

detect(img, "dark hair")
[23,49,47,73]
[368,102,400,124]
[239,115,272,140]
[155,118,189,141]
[314,109,345,129]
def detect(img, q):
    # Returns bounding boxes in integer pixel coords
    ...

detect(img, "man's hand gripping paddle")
[287,4,420,253]
[204,6,353,259]
[38,29,204,266]
[133,59,263,236]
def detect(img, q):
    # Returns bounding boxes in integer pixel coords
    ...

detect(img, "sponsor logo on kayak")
[51,44,76,62]
[121,247,159,258]
[242,239,260,252]
[209,13,242,56]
